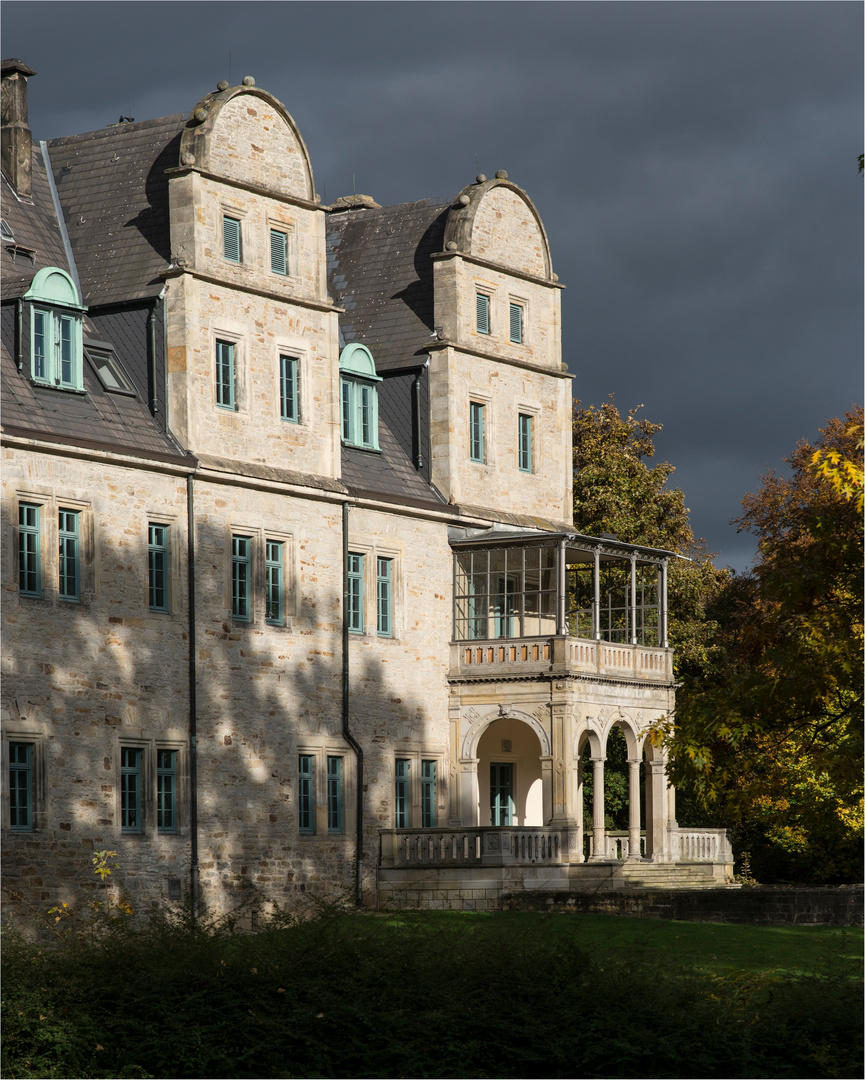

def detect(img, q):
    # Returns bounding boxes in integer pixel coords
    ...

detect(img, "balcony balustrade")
[450,634,673,682]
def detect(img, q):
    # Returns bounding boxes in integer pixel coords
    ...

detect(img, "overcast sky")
[5,1,862,570]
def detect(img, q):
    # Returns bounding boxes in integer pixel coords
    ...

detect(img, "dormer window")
[339,343,381,451]
[24,267,85,392]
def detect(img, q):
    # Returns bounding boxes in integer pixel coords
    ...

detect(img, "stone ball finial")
[552,273,559,282]
[495,170,508,179]
[242,76,255,86]
[217,80,229,91]
[475,173,486,184]
[446,241,458,251]
[193,107,208,123]
[457,194,470,207]
[181,151,195,167]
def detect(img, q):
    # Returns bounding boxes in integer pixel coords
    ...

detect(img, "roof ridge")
[48,113,188,147]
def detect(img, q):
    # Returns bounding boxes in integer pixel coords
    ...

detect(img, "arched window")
[339,343,381,451]
[23,268,86,392]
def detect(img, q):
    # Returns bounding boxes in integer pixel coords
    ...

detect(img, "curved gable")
[443,178,552,279]
[339,343,381,380]
[24,266,83,309]
[180,86,314,200]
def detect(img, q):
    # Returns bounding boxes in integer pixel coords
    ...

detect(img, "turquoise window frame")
[339,344,381,451]
[25,268,85,392]
[148,523,168,612]
[490,762,514,826]
[494,575,516,638]
[327,756,343,833]
[232,535,252,621]
[58,509,80,602]
[469,401,485,463]
[421,760,436,828]
[121,747,142,833]
[298,754,314,834]
[18,502,41,597]
[215,340,236,410]
[270,228,288,275]
[265,540,284,625]
[376,557,392,637]
[476,292,491,335]
[157,749,177,833]
[9,742,33,831]
[395,758,409,828]
[347,552,364,634]
[518,413,533,473]
[223,215,241,263]
[279,355,299,423]
[509,302,524,344]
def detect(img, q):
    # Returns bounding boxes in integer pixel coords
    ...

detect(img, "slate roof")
[47,114,186,307]
[326,199,449,372]
[1,147,71,300]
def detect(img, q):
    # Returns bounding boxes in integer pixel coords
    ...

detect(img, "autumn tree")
[665,408,864,882]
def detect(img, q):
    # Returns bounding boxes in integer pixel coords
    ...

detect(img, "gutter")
[187,474,200,915]
[342,501,364,905]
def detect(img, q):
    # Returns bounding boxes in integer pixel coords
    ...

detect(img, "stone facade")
[1,68,732,921]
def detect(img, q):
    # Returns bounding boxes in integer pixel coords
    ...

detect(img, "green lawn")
[3,907,862,1080]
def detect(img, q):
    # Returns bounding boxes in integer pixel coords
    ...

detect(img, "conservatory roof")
[449,529,686,565]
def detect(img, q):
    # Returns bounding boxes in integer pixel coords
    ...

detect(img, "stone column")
[589,756,606,860]
[459,757,480,827]
[647,760,668,861]
[447,693,462,825]
[627,758,642,859]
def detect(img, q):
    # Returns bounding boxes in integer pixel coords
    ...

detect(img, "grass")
[2,907,862,1080]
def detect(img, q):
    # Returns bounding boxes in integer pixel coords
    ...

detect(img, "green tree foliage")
[572,397,728,674]
[665,408,864,882]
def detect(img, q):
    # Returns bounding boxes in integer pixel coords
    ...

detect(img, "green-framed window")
[25,267,85,392]
[347,552,364,634]
[470,401,485,463]
[270,228,288,275]
[395,758,410,828]
[298,755,314,834]
[215,340,235,410]
[18,502,41,597]
[509,302,524,344]
[157,749,177,833]
[377,557,392,637]
[518,413,533,473]
[58,509,80,601]
[9,742,33,831]
[421,760,436,828]
[476,292,491,335]
[223,216,241,263]
[339,343,381,451]
[148,523,168,612]
[279,354,299,423]
[232,535,252,621]
[327,756,343,833]
[490,762,514,826]
[265,540,284,625]
[121,747,142,833]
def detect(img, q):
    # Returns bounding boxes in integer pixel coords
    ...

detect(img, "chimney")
[1,58,37,198]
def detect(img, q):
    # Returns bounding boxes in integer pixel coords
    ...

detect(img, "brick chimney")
[1,58,37,198]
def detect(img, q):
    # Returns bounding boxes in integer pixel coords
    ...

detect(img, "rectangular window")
[298,754,314,834]
[518,413,534,473]
[265,540,284,625]
[347,552,364,633]
[509,302,524,344]
[215,340,235,410]
[279,355,299,423]
[18,502,41,597]
[31,308,82,391]
[148,523,168,612]
[340,377,379,450]
[270,229,288,275]
[9,742,33,831]
[121,747,142,833]
[32,309,46,381]
[476,292,491,335]
[395,758,409,828]
[327,756,343,833]
[223,216,241,263]
[469,401,486,463]
[421,760,436,828]
[157,749,177,833]
[59,314,74,386]
[377,557,392,637]
[58,509,80,601]
[232,535,251,621]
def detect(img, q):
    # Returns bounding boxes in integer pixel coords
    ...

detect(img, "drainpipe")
[412,369,423,470]
[15,298,23,371]
[342,501,364,905]
[187,474,200,916]
[147,299,159,418]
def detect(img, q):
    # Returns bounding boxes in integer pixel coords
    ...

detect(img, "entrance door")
[490,762,515,825]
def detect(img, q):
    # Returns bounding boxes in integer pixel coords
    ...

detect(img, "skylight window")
[85,345,136,395]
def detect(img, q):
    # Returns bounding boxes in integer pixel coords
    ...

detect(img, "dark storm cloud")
[5,1,861,569]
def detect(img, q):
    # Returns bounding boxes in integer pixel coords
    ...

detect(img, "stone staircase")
[620,862,739,889]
